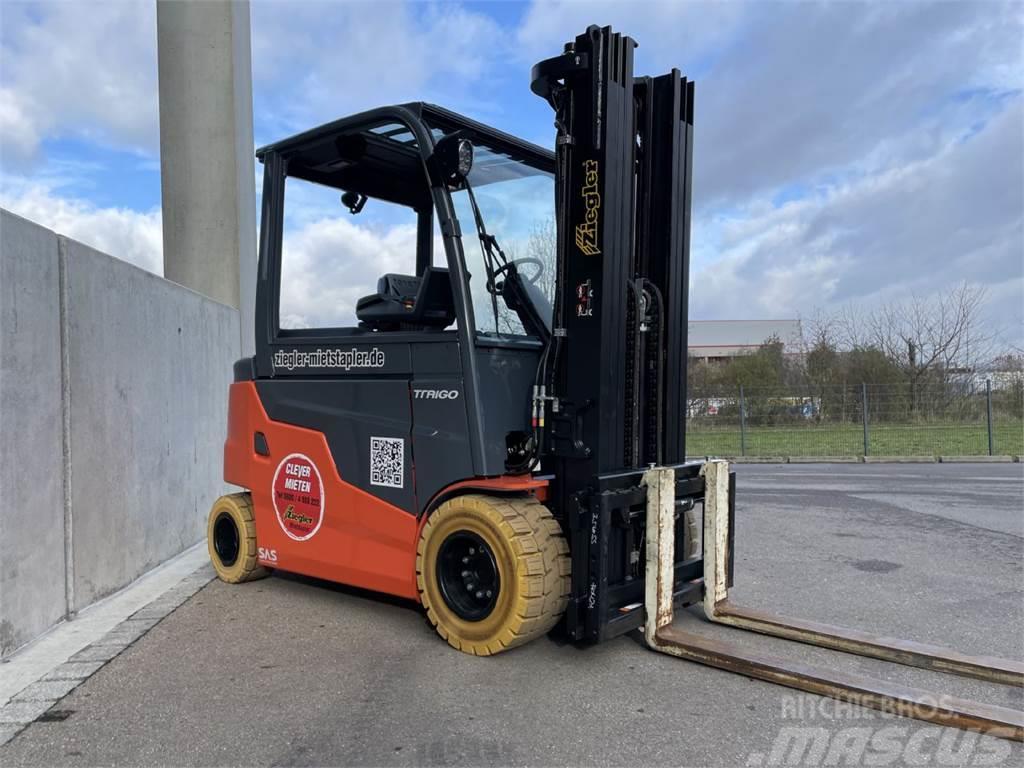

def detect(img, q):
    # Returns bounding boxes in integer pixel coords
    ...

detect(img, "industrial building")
[688,319,802,363]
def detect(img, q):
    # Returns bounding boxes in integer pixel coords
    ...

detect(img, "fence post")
[739,385,746,456]
[861,383,870,457]
[986,378,994,456]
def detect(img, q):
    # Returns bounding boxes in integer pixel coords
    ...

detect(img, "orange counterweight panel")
[224,381,420,600]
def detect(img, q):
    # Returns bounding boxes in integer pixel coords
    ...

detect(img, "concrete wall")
[0,213,67,656]
[0,209,239,656]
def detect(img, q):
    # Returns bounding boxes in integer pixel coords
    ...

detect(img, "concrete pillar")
[157,0,256,356]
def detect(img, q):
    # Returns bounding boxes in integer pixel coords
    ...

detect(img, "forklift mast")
[530,26,703,643]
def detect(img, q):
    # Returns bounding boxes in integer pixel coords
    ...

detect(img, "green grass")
[687,420,1024,457]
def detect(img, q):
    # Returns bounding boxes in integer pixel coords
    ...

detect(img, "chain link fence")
[686,381,1024,458]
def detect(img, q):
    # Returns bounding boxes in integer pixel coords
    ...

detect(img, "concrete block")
[11,679,80,702]
[62,237,239,612]
[938,455,1014,463]
[121,616,161,632]
[0,724,25,746]
[0,699,53,724]
[864,456,937,463]
[40,661,105,681]
[0,210,66,657]
[130,594,188,619]
[68,643,124,663]
[788,456,862,463]
[93,620,156,647]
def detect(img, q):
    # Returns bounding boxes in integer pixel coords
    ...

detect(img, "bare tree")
[525,216,557,304]
[865,283,991,411]
[833,303,873,350]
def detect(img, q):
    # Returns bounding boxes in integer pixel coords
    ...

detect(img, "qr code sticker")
[370,436,404,488]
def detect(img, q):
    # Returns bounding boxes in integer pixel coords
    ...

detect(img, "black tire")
[207,493,269,583]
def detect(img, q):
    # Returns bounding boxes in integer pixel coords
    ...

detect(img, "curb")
[938,455,1016,463]
[864,456,937,463]
[0,564,214,746]
[788,456,862,464]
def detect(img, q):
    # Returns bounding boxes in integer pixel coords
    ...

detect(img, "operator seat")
[356,266,455,331]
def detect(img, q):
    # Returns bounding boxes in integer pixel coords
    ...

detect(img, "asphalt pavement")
[2,463,1022,767]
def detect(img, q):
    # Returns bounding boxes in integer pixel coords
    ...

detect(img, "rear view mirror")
[434,132,474,186]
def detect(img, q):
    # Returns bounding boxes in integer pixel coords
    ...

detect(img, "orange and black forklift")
[209,26,1022,738]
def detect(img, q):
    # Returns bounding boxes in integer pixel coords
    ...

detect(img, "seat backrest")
[412,267,455,328]
[356,268,454,331]
[378,274,421,302]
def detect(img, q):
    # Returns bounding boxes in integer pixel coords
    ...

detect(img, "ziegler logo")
[575,159,601,256]
[283,504,314,526]
[414,389,460,400]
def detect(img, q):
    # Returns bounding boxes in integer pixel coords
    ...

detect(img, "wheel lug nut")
[475,591,484,599]
[469,547,476,555]
[461,570,470,578]
[462,556,469,564]
[486,590,492,598]
[467,583,475,591]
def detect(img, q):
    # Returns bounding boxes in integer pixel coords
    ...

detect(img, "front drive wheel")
[207,493,269,584]
[416,494,571,656]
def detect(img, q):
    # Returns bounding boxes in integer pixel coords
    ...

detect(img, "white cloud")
[0,178,162,274]
[0,0,1019,347]
[250,0,506,140]
[687,1,1023,206]
[279,215,418,329]
[0,87,38,160]
[514,2,1023,345]
[514,1,1024,205]
[0,2,158,166]
[514,1,743,69]
[690,100,1024,346]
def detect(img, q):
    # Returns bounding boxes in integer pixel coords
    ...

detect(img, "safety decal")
[272,453,325,541]
[576,279,594,318]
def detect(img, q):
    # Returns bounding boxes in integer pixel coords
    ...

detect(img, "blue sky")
[1,0,1021,351]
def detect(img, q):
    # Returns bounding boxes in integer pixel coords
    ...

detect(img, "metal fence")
[686,381,1024,458]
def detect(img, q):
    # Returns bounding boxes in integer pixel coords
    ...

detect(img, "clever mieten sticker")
[272,453,325,541]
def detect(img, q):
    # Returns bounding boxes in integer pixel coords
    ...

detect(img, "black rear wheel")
[213,512,240,567]
[207,493,269,583]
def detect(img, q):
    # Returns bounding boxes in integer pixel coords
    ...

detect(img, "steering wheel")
[493,257,545,286]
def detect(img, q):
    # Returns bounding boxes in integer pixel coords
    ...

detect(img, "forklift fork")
[642,461,1024,741]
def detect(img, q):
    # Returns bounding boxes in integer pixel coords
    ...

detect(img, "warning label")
[272,453,324,541]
